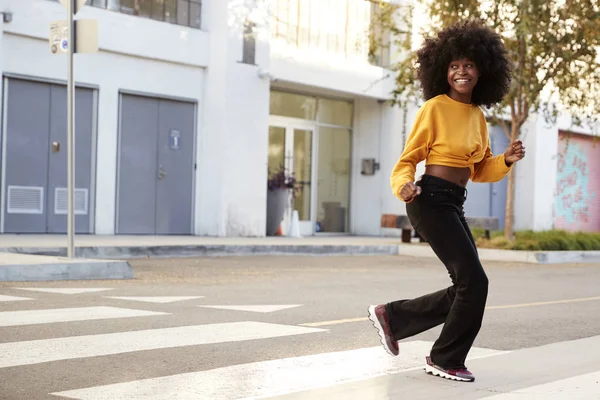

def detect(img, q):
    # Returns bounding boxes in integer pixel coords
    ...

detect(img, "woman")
[368,20,525,382]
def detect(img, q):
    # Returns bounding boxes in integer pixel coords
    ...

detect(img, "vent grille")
[7,186,44,214]
[54,188,89,215]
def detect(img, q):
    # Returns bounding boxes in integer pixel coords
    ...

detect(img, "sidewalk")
[2,234,599,264]
[0,251,132,282]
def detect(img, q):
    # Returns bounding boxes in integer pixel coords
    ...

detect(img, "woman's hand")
[400,182,422,202]
[504,140,525,165]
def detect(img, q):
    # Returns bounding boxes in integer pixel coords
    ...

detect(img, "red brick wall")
[555,131,600,232]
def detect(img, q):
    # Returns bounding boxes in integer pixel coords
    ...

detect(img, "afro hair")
[416,19,512,107]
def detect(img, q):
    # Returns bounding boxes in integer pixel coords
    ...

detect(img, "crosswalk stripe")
[51,341,508,400]
[106,296,204,303]
[0,321,326,369]
[198,305,302,313]
[13,288,113,294]
[0,295,33,302]
[480,370,600,399]
[0,306,167,327]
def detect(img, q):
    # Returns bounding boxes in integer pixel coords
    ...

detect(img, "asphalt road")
[1,255,600,399]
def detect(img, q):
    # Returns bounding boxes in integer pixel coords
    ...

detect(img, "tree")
[371,0,600,239]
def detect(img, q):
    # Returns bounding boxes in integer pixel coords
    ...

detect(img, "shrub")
[471,229,600,251]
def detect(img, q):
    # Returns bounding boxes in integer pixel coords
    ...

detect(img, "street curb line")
[1,245,599,264]
[0,259,133,282]
[0,245,401,259]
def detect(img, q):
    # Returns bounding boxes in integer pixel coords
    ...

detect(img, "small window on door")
[242,20,256,65]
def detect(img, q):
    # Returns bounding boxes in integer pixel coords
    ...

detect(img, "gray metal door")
[117,95,159,234]
[46,85,94,233]
[464,179,491,217]
[490,125,509,230]
[2,78,95,234]
[463,124,509,229]
[155,98,195,234]
[2,79,51,233]
[117,94,195,234]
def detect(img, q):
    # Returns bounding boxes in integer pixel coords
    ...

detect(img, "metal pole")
[67,0,75,258]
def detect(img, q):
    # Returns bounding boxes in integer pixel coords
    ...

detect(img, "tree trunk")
[504,158,516,240]
[503,113,523,241]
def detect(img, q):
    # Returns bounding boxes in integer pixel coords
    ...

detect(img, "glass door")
[289,128,313,235]
[316,127,351,233]
[268,119,316,235]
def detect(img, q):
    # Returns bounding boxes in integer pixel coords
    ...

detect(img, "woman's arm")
[470,138,512,183]
[390,107,433,202]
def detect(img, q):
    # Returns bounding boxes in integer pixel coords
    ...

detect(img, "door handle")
[158,166,167,180]
[52,142,60,153]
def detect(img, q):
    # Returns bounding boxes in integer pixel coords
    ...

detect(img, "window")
[270,91,317,120]
[317,98,353,127]
[242,20,256,65]
[49,0,201,29]
[270,0,392,67]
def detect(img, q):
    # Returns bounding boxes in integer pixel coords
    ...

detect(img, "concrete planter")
[266,188,289,236]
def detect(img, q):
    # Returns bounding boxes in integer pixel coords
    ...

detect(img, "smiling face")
[447,58,479,103]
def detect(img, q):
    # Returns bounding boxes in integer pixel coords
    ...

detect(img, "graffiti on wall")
[555,139,595,225]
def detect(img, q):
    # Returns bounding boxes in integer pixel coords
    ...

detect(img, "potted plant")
[266,164,299,236]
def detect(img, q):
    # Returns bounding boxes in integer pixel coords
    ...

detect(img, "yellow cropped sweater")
[390,94,512,202]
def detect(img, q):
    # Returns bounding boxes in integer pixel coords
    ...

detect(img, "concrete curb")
[396,245,537,263]
[1,245,599,264]
[398,245,600,264]
[0,259,134,282]
[0,245,402,259]
[534,250,600,264]
[396,244,600,264]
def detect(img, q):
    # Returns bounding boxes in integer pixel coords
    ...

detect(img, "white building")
[0,0,598,238]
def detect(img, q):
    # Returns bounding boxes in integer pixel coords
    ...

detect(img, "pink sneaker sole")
[367,305,399,356]
[424,356,475,382]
